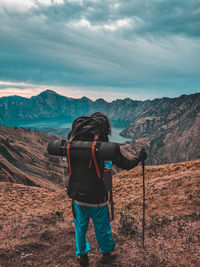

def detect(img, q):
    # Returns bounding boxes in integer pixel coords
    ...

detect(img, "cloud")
[115,0,200,37]
[0,0,199,99]
[26,0,200,37]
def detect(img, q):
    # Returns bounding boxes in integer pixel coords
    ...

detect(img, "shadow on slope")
[0,126,64,190]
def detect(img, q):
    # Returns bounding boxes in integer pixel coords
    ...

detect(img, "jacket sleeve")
[112,144,140,170]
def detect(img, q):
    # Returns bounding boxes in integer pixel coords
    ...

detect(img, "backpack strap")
[89,158,92,168]
[91,135,101,179]
[89,135,98,168]
[67,137,73,175]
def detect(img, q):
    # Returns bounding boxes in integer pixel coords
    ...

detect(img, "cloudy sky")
[0,0,199,101]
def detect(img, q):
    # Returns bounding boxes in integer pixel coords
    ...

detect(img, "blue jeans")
[73,201,115,256]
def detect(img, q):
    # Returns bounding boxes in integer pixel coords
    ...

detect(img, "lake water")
[3,118,132,144]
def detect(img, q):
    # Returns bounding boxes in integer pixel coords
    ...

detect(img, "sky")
[0,0,200,101]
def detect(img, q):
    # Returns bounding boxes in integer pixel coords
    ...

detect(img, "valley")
[1,90,199,165]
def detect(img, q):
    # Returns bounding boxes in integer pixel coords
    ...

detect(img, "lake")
[2,118,132,144]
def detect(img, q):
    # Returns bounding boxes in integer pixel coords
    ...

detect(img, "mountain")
[0,90,200,165]
[0,89,199,124]
[0,125,64,190]
[0,89,171,122]
[120,93,200,165]
[0,159,199,266]
[0,90,91,122]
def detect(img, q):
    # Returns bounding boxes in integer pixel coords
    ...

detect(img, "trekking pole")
[142,160,145,248]
[109,190,114,221]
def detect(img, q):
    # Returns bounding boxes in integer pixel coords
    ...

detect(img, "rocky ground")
[0,159,199,267]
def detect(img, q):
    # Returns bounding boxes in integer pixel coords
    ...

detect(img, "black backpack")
[66,113,112,204]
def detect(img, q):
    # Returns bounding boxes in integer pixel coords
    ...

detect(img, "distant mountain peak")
[80,96,92,102]
[95,98,107,104]
[38,89,58,96]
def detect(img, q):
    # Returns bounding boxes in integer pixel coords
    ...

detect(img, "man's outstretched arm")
[112,146,147,170]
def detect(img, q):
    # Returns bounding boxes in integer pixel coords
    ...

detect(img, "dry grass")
[0,159,200,266]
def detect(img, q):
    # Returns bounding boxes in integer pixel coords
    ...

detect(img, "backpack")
[66,113,113,207]
[68,113,111,142]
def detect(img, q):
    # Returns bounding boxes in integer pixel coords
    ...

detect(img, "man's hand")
[138,148,147,162]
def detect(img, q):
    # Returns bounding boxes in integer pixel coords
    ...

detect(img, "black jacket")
[112,145,140,170]
[67,143,140,204]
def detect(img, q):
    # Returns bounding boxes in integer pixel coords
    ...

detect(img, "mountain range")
[0,90,200,165]
[1,89,198,123]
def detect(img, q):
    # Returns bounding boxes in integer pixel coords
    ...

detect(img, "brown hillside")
[0,125,64,190]
[0,159,199,266]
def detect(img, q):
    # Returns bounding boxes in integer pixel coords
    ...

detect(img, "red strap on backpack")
[91,135,101,179]
[89,159,92,168]
[67,137,73,175]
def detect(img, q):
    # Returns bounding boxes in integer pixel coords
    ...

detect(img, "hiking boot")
[79,253,89,266]
[98,253,117,264]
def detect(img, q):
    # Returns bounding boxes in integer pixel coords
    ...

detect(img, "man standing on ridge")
[66,112,147,266]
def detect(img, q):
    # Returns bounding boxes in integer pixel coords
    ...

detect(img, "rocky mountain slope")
[0,159,199,266]
[120,93,200,165]
[1,90,200,166]
[0,90,102,122]
[0,125,64,190]
[0,89,199,124]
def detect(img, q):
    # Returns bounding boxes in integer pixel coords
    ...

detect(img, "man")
[67,113,147,266]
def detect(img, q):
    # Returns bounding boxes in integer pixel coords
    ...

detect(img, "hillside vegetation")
[0,160,199,266]
[0,125,64,190]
